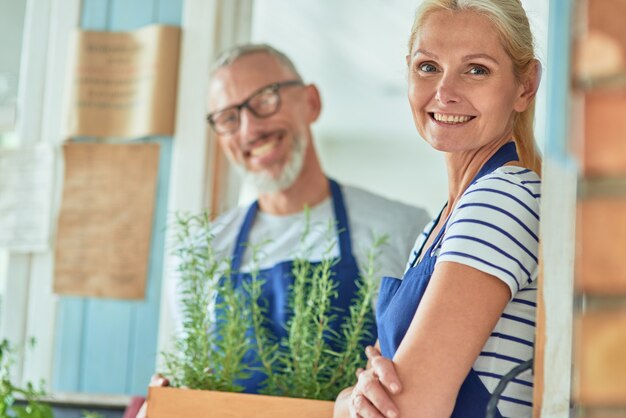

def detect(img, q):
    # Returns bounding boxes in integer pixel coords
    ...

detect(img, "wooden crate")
[146,387,334,418]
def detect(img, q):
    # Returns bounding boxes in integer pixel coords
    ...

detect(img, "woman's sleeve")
[435,174,541,298]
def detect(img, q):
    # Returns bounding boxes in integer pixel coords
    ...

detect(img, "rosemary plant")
[162,211,386,401]
[255,220,386,400]
[162,212,251,392]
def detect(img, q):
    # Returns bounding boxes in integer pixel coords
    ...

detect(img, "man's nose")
[238,107,263,139]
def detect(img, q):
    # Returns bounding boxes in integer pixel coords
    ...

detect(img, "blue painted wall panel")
[54,0,182,396]
[127,137,172,394]
[52,299,85,391]
[156,0,183,26]
[545,0,574,161]
[80,300,132,393]
[80,0,110,30]
[109,0,155,31]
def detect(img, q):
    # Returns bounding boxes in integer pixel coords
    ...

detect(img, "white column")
[156,0,253,365]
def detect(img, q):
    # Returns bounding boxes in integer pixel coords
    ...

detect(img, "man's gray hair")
[210,43,303,81]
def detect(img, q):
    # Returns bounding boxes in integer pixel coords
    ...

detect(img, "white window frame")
[0,0,81,388]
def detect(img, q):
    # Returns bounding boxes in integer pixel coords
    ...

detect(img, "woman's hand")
[349,346,402,418]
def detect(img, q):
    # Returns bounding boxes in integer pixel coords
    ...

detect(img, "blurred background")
[2,0,618,417]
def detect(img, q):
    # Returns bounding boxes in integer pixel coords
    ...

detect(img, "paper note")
[0,145,54,252]
[67,25,180,138]
[54,142,159,299]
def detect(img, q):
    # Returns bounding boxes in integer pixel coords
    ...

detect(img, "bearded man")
[191,43,429,392]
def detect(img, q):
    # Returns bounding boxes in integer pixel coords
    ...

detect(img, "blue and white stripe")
[412,166,540,417]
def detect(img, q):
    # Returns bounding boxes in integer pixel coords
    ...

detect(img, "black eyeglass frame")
[206,79,304,134]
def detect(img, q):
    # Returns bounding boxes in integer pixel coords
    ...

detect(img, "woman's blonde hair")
[409,0,542,174]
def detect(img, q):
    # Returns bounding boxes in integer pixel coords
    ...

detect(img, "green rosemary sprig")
[163,210,386,402]
[162,212,250,392]
[323,233,388,396]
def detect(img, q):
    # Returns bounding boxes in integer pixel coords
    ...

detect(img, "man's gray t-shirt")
[210,184,430,280]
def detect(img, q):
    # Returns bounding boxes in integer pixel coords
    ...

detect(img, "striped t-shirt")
[408,166,540,417]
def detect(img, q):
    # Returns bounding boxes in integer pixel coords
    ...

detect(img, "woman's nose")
[435,74,461,104]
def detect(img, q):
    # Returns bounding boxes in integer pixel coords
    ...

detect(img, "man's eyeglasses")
[207,80,304,134]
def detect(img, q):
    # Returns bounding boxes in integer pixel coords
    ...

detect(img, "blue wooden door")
[53,0,182,396]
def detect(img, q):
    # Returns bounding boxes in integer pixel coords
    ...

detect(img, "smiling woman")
[407,8,541,172]
[333,1,542,417]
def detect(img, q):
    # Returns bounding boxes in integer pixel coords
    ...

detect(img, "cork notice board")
[54,142,160,299]
[67,25,180,138]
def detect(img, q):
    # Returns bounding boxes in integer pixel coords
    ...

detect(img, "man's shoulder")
[341,184,428,220]
[210,205,249,240]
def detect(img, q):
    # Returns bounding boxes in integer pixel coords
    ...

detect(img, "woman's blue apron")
[376,142,520,418]
[227,178,377,393]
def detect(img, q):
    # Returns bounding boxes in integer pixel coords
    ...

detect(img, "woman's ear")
[514,59,542,112]
[305,84,322,123]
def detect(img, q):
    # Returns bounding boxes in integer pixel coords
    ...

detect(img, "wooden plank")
[53,298,86,392]
[575,309,626,406]
[80,299,132,393]
[147,387,334,418]
[534,158,577,418]
[577,198,626,294]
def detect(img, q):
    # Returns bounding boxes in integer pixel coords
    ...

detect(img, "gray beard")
[238,134,306,194]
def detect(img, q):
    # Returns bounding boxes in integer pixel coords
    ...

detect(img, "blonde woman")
[334,1,541,417]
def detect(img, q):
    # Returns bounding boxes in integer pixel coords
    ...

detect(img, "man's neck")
[257,168,330,215]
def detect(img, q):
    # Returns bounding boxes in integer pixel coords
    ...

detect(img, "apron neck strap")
[472,141,519,184]
[231,200,259,272]
[329,178,353,258]
[412,141,519,267]
[230,178,353,272]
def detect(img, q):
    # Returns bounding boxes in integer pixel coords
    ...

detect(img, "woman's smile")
[407,10,528,154]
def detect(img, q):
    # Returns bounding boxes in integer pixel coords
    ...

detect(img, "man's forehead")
[208,53,297,110]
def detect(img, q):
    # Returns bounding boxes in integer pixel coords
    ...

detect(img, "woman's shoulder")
[458,166,541,217]
[468,166,541,197]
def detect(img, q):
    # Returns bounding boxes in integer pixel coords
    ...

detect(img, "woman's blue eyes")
[468,65,489,75]
[419,63,438,73]
[417,63,489,76]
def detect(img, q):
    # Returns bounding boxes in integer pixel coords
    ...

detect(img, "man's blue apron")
[227,178,377,393]
[376,142,521,417]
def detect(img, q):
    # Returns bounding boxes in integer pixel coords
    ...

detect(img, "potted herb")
[148,212,385,417]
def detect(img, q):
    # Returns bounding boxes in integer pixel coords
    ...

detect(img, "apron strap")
[231,200,259,272]
[231,179,353,271]
[474,141,519,182]
[328,178,353,259]
[423,141,520,262]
